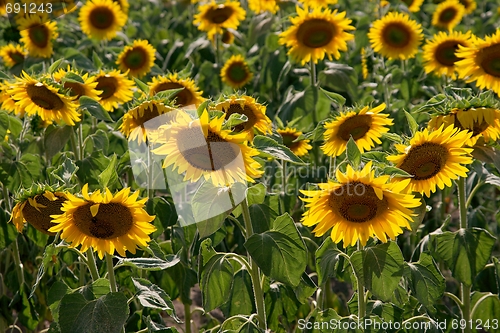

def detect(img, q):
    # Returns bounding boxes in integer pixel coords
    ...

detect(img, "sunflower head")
[279,6,355,65]
[10,184,68,234]
[387,125,473,197]
[79,0,128,41]
[116,40,156,78]
[0,44,26,68]
[220,55,253,89]
[152,110,264,187]
[193,0,246,39]
[277,127,312,157]
[459,0,476,14]
[322,103,393,157]
[300,161,421,247]
[368,12,423,60]
[432,0,465,31]
[401,0,425,12]
[94,69,135,111]
[148,73,205,107]
[248,0,280,14]
[49,184,156,259]
[53,65,102,100]
[17,14,58,58]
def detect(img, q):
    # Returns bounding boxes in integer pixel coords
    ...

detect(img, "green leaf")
[30,244,61,298]
[309,308,342,333]
[49,59,64,74]
[79,96,112,122]
[350,242,404,301]
[346,137,361,169]
[224,113,248,128]
[155,88,184,103]
[404,253,445,307]
[92,51,103,70]
[253,135,305,164]
[294,273,317,304]
[429,228,496,286]
[320,87,346,106]
[145,316,180,333]
[50,156,79,186]
[132,278,180,322]
[471,292,500,328]
[63,72,85,84]
[133,77,150,95]
[404,111,418,136]
[44,126,73,160]
[232,184,267,217]
[316,238,343,285]
[48,281,69,322]
[98,154,118,188]
[80,279,111,301]
[245,213,307,287]
[58,292,129,333]
[221,269,255,317]
[382,133,402,143]
[115,256,180,271]
[0,207,18,249]
[199,239,234,311]
[382,167,413,178]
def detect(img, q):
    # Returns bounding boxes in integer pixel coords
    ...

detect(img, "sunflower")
[49,184,156,259]
[210,29,235,45]
[401,0,424,12]
[432,0,465,31]
[322,103,392,157]
[120,100,175,143]
[51,0,78,16]
[428,107,500,146]
[299,0,338,8]
[459,0,476,14]
[79,0,128,41]
[94,69,135,111]
[455,30,500,97]
[53,66,101,100]
[248,0,279,14]
[387,125,473,197]
[193,0,246,40]
[361,48,369,79]
[17,14,58,58]
[112,0,129,14]
[213,95,272,139]
[152,110,264,187]
[7,72,80,125]
[277,127,312,157]
[422,30,473,77]
[0,81,22,116]
[0,44,26,68]
[220,55,253,89]
[149,73,205,107]
[10,190,67,234]
[300,161,421,247]
[0,0,6,16]
[279,6,355,65]
[116,40,156,78]
[368,12,423,60]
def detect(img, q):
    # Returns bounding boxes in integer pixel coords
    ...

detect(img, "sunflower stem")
[457,176,471,333]
[281,160,287,214]
[241,198,267,330]
[356,242,366,320]
[462,284,472,333]
[309,59,321,168]
[184,302,191,333]
[458,176,467,229]
[86,248,100,282]
[69,129,79,161]
[106,253,118,293]
[78,122,84,161]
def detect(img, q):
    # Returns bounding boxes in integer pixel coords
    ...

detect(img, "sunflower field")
[3,0,500,332]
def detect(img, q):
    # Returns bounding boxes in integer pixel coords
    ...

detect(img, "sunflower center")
[64,82,85,98]
[26,83,65,110]
[382,23,411,48]
[21,194,66,235]
[206,6,234,24]
[176,127,240,171]
[439,8,457,23]
[399,142,449,180]
[296,19,335,48]
[96,76,118,100]
[226,63,249,83]
[124,47,148,70]
[134,104,162,127]
[28,24,50,48]
[221,30,233,44]
[479,43,500,78]
[9,51,25,64]
[73,202,134,239]
[435,41,461,67]
[225,103,257,132]
[89,7,116,30]
[329,182,388,223]
[153,82,193,106]
[281,132,300,150]
[337,114,372,141]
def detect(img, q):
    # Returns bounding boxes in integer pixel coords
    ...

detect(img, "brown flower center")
[281,132,301,151]
[89,6,115,30]
[8,51,25,64]
[439,8,458,24]
[297,19,336,48]
[123,47,148,70]
[226,62,249,84]
[26,83,65,110]
[96,76,118,100]
[479,43,500,78]
[337,114,372,141]
[22,193,66,235]
[73,202,134,239]
[399,142,449,180]
[64,81,85,98]
[434,41,462,67]
[224,103,257,132]
[329,182,388,223]
[28,24,50,48]
[153,82,193,107]
[382,23,411,48]
[205,6,234,24]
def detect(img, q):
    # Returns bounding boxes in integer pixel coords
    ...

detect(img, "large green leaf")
[404,253,445,307]
[346,137,361,169]
[115,256,180,271]
[58,292,129,333]
[221,269,255,317]
[350,242,405,302]
[98,154,118,188]
[471,292,500,332]
[253,135,305,164]
[79,96,113,122]
[315,238,343,285]
[132,278,180,322]
[199,239,234,311]
[429,228,496,286]
[245,213,307,287]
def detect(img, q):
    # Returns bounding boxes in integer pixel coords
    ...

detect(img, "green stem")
[184,302,191,333]
[465,181,484,208]
[356,242,366,319]
[462,284,472,333]
[241,198,267,330]
[69,129,79,161]
[458,177,467,229]
[281,160,287,214]
[86,248,100,282]
[215,33,222,92]
[2,185,24,288]
[106,253,118,293]
[78,123,84,161]
[317,281,327,310]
